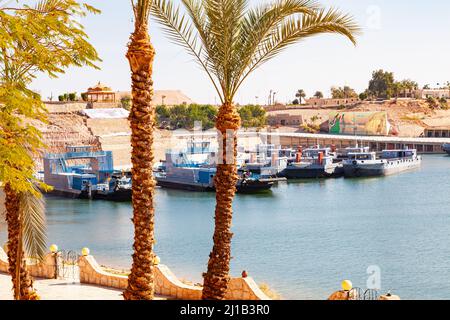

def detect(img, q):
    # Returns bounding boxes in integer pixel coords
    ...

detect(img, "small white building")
[415,89,450,99]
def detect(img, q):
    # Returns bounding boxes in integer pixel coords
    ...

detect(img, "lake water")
[1,155,450,299]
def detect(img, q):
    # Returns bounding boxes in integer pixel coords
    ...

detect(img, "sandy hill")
[268,99,450,137]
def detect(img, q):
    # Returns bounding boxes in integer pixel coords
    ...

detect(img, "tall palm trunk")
[4,184,38,300]
[123,24,157,300]
[202,103,241,300]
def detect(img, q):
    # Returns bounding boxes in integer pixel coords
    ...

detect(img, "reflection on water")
[1,155,450,299]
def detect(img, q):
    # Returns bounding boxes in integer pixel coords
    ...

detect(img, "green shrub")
[68,92,77,101]
[238,104,267,128]
[120,95,132,110]
[156,104,218,130]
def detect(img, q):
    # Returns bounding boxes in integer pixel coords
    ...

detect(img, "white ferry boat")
[343,149,422,177]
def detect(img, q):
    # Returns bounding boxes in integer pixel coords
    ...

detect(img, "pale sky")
[32,0,450,105]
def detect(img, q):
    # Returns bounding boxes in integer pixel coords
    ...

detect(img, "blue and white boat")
[155,141,276,193]
[43,146,131,201]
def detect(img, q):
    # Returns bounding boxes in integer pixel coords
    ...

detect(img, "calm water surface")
[1,155,450,299]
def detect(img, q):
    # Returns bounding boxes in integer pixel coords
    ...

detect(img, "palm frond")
[152,0,360,103]
[152,0,224,101]
[202,0,248,99]
[232,0,318,90]
[180,0,223,84]
[19,184,47,261]
[233,7,360,96]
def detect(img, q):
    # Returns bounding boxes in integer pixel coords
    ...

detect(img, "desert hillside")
[269,99,450,137]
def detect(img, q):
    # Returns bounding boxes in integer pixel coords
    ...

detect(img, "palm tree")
[296,89,306,104]
[3,183,46,300]
[123,0,158,300]
[152,0,359,300]
[1,0,99,300]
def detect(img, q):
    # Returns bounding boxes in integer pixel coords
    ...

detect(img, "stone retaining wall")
[45,102,87,113]
[79,255,270,300]
[1,247,271,300]
[0,248,56,279]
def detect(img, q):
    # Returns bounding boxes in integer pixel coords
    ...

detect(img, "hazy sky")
[32,0,450,104]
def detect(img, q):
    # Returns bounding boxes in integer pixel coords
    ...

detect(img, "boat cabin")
[303,147,333,158]
[381,149,417,159]
[186,141,212,154]
[346,152,377,161]
[338,146,370,157]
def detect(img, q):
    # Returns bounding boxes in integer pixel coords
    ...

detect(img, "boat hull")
[156,178,213,192]
[156,177,273,193]
[236,180,274,193]
[344,159,422,177]
[92,189,132,202]
[45,188,91,199]
[279,164,342,179]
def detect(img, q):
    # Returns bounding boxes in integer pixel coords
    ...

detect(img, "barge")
[343,149,422,177]
[279,146,342,179]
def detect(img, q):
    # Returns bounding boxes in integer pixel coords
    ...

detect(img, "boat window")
[356,154,370,160]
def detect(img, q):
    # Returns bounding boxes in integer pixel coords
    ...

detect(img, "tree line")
[156,104,267,130]
[293,69,449,104]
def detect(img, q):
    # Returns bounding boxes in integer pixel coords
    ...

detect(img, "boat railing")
[45,151,110,160]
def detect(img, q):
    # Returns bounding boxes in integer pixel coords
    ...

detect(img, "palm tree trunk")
[123,25,156,300]
[202,103,241,300]
[4,184,38,300]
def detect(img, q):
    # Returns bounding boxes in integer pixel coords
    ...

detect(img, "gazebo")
[84,82,116,103]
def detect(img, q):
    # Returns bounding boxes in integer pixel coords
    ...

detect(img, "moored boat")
[443,143,450,155]
[93,175,132,201]
[239,144,292,177]
[343,149,422,177]
[43,146,116,200]
[279,146,342,179]
[335,145,370,162]
[155,141,276,193]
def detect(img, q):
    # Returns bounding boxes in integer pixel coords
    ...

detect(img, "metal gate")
[349,288,379,300]
[56,250,80,282]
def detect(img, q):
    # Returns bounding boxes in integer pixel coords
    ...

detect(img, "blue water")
[1,155,450,299]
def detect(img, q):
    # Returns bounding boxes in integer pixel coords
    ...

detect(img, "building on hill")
[84,82,116,103]
[415,89,450,100]
[424,126,450,138]
[305,98,360,108]
[267,112,304,127]
[263,104,288,112]
[116,90,194,106]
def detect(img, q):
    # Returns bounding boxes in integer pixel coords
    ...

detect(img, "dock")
[263,132,450,154]
[172,131,450,154]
